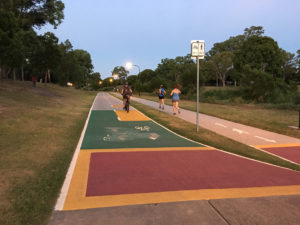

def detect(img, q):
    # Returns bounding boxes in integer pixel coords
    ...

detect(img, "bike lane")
[49,93,300,224]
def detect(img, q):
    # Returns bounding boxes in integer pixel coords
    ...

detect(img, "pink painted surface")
[86,150,300,197]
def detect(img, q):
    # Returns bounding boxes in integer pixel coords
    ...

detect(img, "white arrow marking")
[254,136,276,143]
[215,123,227,128]
[233,128,249,135]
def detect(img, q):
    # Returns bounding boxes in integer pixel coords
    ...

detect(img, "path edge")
[109,94,300,173]
[54,93,98,210]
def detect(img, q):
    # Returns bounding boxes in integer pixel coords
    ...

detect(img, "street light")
[99,81,103,85]
[113,74,119,80]
[109,78,113,83]
[126,61,141,95]
[126,62,140,74]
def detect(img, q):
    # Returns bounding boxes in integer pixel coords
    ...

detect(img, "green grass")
[0,80,96,225]
[111,93,300,171]
[135,92,300,139]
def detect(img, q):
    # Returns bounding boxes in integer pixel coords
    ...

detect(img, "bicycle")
[124,96,130,113]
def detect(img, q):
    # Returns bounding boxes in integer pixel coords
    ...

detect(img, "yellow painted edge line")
[63,151,90,211]
[63,151,300,211]
[63,185,300,211]
[80,147,215,153]
[255,143,300,149]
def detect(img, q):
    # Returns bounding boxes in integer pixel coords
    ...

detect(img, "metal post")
[298,110,300,129]
[196,56,199,132]
[134,65,141,96]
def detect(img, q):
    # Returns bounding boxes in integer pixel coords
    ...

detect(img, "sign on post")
[191,40,205,59]
[191,40,205,132]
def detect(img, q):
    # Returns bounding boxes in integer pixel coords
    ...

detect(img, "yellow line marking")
[114,110,151,121]
[63,150,90,211]
[112,105,123,108]
[63,151,300,211]
[80,147,215,153]
[255,143,300,149]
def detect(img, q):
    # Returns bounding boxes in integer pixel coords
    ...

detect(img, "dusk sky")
[39,0,300,78]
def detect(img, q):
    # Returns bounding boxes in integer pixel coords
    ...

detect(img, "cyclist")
[121,82,132,110]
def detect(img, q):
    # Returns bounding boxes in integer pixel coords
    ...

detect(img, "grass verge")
[111,93,300,171]
[0,80,96,225]
[134,93,300,139]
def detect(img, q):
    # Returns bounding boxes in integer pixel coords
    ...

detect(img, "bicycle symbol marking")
[103,134,111,141]
[135,126,150,131]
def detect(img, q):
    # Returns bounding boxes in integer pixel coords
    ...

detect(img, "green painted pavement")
[81,111,203,149]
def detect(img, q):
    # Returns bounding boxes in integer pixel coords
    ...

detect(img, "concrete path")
[48,93,300,225]
[131,96,300,164]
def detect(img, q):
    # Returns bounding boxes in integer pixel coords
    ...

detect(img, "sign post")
[191,40,205,132]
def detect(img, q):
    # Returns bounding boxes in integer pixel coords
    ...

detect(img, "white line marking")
[233,128,249,135]
[215,123,227,128]
[124,95,300,171]
[254,136,277,143]
[54,94,97,211]
[288,126,299,130]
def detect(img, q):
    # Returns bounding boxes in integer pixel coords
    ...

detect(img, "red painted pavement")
[86,151,300,197]
[262,146,300,164]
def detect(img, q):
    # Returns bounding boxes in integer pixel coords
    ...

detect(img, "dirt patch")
[0,106,8,114]
[30,86,61,98]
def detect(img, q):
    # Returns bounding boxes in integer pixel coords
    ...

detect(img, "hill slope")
[0,80,96,225]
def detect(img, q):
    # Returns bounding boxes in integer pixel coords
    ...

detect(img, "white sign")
[191,40,205,59]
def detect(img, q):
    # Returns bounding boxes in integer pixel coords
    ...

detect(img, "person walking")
[158,85,166,110]
[32,76,37,87]
[170,84,181,115]
[121,82,132,109]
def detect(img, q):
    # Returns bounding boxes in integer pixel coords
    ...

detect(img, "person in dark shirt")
[158,85,166,110]
[121,82,132,109]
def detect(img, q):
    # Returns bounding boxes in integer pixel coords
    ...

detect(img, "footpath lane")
[131,96,300,165]
[49,93,300,225]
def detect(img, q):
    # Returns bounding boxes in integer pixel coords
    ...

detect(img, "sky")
[39,0,300,78]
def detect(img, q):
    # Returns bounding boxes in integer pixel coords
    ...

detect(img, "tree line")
[0,0,100,88]
[108,26,300,104]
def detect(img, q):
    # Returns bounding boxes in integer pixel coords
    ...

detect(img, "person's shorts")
[158,95,164,99]
[172,99,179,103]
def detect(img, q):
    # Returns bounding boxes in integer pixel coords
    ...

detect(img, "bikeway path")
[48,93,300,225]
[131,96,300,165]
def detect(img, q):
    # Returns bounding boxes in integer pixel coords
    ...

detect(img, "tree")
[0,0,65,81]
[112,66,129,82]
[155,55,194,87]
[207,35,245,59]
[234,36,285,77]
[4,0,65,29]
[127,75,138,87]
[240,66,275,102]
[296,50,300,77]
[139,69,156,84]
[243,26,265,39]
[209,51,234,86]
[87,72,101,90]
[281,50,298,84]
[69,50,93,88]
[0,9,19,78]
